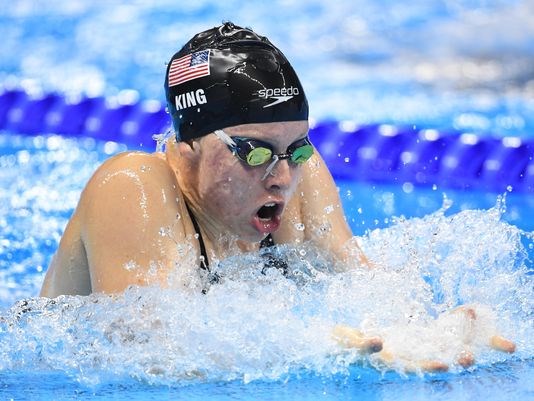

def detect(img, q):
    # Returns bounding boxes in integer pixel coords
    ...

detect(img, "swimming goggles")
[214,129,314,180]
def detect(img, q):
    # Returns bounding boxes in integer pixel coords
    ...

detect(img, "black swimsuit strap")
[184,200,209,270]
[259,233,288,276]
[260,233,274,248]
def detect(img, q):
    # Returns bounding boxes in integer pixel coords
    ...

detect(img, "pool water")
[1,1,533,400]
[2,0,534,136]
[1,361,532,401]
[0,133,532,400]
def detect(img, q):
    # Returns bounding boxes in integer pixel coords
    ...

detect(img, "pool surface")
[1,1,533,400]
[1,133,532,401]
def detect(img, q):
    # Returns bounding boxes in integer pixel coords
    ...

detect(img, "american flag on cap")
[168,50,211,87]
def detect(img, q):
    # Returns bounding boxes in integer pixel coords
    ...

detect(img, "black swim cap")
[164,22,309,141]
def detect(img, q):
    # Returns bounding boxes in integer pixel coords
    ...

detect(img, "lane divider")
[1,88,532,193]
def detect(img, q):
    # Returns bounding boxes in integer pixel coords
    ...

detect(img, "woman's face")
[194,120,309,242]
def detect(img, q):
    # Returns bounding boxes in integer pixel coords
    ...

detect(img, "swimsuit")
[184,201,288,287]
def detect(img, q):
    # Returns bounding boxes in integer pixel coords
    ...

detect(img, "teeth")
[265,202,276,207]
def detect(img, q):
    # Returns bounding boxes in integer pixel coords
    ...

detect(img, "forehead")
[222,121,309,141]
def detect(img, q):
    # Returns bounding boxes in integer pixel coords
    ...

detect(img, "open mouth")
[257,202,280,221]
[252,201,284,234]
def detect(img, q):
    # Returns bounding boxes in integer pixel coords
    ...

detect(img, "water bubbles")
[441,194,453,211]
[148,260,161,277]
[506,185,513,192]
[16,150,30,164]
[1,203,532,386]
[123,261,138,271]
[32,136,45,149]
[317,223,332,234]
[45,135,62,151]
[153,128,175,152]
[294,223,305,231]
[324,205,334,214]
[103,141,120,155]
[402,182,414,193]
[175,243,188,257]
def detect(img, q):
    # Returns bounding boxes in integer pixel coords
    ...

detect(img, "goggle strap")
[214,129,237,147]
[261,154,280,181]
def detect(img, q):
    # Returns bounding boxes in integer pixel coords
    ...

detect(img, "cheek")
[211,179,248,213]
[197,157,257,214]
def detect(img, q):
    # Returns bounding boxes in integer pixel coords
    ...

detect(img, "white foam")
[1,198,531,386]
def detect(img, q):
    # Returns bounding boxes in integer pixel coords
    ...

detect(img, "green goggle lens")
[232,136,313,167]
[246,147,272,166]
[290,144,314,164]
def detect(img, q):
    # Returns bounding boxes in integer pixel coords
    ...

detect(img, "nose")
[264,158,294,190]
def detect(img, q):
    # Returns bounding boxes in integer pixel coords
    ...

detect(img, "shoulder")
[89,151,174,186]
[78,150,183,227]
[70,151,193,293]
[83,151,177,197]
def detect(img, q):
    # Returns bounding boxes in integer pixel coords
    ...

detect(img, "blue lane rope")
[0,88,532,193]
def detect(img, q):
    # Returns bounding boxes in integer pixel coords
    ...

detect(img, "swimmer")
[40,22,357,296]
[39,22,515,372]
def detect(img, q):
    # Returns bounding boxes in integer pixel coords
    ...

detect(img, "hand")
[332,324,383,354]
[450,305,516,354]
[332,325,449,372]
[334,305,516,373]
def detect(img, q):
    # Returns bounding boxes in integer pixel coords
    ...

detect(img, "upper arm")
[78,153,188,293]
[40,210,91,297]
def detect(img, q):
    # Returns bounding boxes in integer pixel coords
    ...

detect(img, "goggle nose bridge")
[261,154,281,181]
[274,152,291,160]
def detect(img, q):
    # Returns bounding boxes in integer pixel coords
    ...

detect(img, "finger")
[490,335,516,353]
[457,350,475,368]
[416,360,449,373]
[451,306,477,320]
[332,324,383,353]
[374,349,449,373]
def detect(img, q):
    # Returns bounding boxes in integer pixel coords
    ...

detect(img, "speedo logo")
[174,89,207,111]
[257,87,300,108]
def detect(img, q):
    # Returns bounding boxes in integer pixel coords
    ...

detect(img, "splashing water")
[152,128,175,153]
[0,195,531,387]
